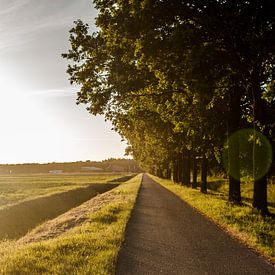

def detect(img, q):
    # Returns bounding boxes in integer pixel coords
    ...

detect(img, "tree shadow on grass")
[196,181,228,201]
[108,174,136,183]
[206,180,227,192]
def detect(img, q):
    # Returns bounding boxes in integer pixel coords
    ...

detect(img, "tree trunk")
[252,77,269,214]
[228,176,241,203]
[253,175,268,215]
[173,159,179,183]
[178,154,184,184]
[201,154,207,193]
[192,155,197,189]
[186,152,191,185]
[166,165,172,180]
[156,168,161,178]
[228,135,242,204]
[182,151,191,185]
[228,89,242,204]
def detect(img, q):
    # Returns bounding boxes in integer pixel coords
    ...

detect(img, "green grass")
[0,174,142,274]
[0,173,130,210]
[207,176,275,208]
[150,175,275,263]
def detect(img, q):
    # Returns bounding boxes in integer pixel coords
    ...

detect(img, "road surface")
[116,174,274,274]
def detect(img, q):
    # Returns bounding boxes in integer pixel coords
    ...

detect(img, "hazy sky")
[0,0,127,164]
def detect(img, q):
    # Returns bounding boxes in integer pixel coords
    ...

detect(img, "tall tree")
[63,0,274,212]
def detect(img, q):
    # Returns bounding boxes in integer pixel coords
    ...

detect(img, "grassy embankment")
[0,173,128,210]
[150,175,275,263]
[0,174,142,274]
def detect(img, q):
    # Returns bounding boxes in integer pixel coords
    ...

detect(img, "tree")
[63,0,274,213]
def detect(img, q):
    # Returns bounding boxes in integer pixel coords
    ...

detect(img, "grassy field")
[150,175,275,263]
[0,173,129,210]
[0,174,142,273]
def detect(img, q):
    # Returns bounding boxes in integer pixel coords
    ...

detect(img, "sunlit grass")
[0,173,130,210]
[207,176,275,210]
[0,174,142,273]
[150,175,275,263]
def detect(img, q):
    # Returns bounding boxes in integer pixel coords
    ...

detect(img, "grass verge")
[206,176,275,210]
[0,174,142,274]
[150,175,275,264]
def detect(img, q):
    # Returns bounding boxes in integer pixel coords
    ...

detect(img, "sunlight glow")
[0,0,126,164]
[0,68,68,163]
[0,66,127,164]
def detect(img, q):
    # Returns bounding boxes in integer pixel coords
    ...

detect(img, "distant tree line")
[63,0,274,215]
[0,159,141,174]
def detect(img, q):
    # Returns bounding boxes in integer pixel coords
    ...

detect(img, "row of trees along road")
[63,0,275,215]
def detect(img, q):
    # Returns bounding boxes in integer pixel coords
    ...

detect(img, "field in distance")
[0,173,132,210]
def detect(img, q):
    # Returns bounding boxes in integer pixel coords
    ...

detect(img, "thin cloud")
[0,0,96,52]
[0,0,31,16]
[23,88,77,98]
[71,138,121,142]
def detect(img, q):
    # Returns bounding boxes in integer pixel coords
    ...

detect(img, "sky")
[0,0,128,164]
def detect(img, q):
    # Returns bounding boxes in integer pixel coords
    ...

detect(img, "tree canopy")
[63,0,275,214]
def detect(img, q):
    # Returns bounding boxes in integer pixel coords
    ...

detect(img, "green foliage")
[63,0,275,209]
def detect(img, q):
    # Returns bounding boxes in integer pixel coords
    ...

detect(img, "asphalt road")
[116,174,274,274]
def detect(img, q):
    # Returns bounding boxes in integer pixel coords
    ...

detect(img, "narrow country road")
[116,174,274,274]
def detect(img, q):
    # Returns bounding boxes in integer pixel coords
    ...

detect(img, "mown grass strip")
[0,174,142,274]
[150,175,275,263]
